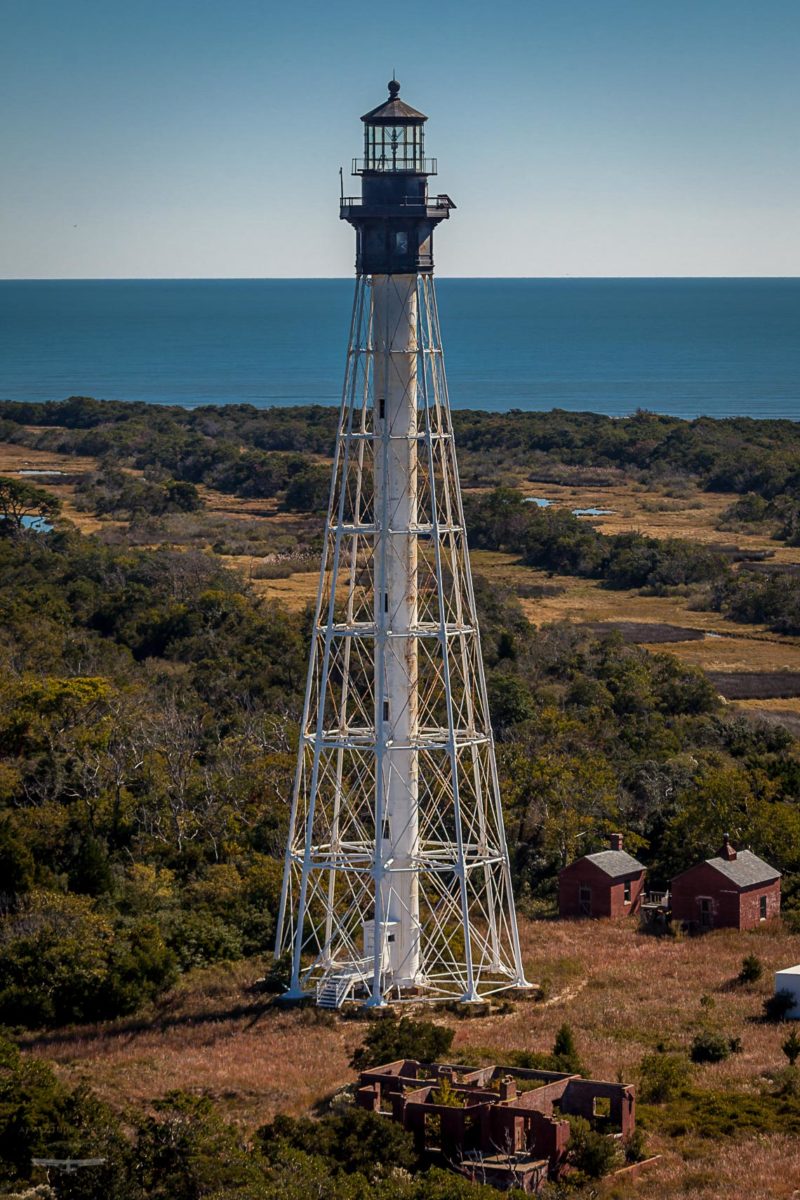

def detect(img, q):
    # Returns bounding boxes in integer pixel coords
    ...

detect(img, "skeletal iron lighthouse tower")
[275,80,527,1006]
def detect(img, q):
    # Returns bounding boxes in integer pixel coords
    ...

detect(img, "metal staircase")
[316,973,355,1009]
[315,960,377,1009]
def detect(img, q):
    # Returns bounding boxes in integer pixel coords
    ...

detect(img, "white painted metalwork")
[275,271,528,1005]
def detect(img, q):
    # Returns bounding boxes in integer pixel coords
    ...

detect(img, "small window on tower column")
[395,231,408,255]
[383,700,390,722]
[378,397,385,420]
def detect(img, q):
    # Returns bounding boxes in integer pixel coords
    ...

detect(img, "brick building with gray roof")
[558,833,646,919]
[670,835,781,931]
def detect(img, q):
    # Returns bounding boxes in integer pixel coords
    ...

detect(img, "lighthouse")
[275,80,527,1006]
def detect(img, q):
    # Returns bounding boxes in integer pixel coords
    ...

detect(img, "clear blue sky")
[1,0,798,278]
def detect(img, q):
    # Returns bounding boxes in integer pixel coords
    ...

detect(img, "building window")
[395,231,408,255]
[579,885,592,916]
[699,897,712,928]
[760,894,768,920]
[624,880,632,904]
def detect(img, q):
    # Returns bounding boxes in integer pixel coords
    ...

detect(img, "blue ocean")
[1,278,798,419]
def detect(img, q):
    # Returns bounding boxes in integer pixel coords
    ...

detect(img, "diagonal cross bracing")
[275,273,527,1004]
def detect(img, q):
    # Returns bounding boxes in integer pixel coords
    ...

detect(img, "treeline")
[2,397,800,510]
[454,408,800,500]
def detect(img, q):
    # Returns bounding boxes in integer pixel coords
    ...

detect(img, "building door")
[699,897,713,929]
[579,885,592,916]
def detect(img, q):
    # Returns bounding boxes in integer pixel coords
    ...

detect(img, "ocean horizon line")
[2,275,800,284]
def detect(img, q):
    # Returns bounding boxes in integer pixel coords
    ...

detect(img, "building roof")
[362,80,427,124]
[705,848,780,888]
[581,849,645,879]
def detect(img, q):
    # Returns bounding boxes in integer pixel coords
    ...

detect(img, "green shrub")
[772,1065,800,1096]
[136,1091,266,1199]
[622,1126,647,1163]
[690,1032,732,1064]
[260,951,292,995]
[551,1023,584,1074]
[283,465,330,512]
[162,910,243,972]
[567,1115,621,1178]
[251,561,295,580]
[350,1011,455,1070]
[503,1025,585,1076]
[657,1087,800,1139]
[783,1028,800,1066]
[738,953,763,984]
[638,1052,690,1103]
[261,1105,418,1176]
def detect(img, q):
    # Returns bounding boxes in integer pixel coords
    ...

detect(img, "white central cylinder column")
[373,273,420,988]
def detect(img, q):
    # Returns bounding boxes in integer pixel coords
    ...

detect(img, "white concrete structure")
[775,964,800,1018]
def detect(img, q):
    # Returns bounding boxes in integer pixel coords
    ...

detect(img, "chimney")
[720,833,737,861]
[499,1076,517,1102]
[609,833,623,852]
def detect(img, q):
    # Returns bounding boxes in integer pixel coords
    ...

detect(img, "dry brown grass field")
[20,916,800,1199]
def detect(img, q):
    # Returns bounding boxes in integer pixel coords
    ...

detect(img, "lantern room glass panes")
[364,122,424,170]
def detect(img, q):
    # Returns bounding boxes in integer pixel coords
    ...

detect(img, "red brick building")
[558,834,645,919]
[356,1058,635,1193]
[670,836,781,931]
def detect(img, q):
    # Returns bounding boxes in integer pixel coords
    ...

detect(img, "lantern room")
[356,79,433,174]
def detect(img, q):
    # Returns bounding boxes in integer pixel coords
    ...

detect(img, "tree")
[350,1012,454,1070]
[261,1106,418,1176]
[0,891,176,1026]
[283,466,330,512]
[738,954,763,985]
[567,1115,621,1178]
[135,1092,265,1200]
[552,1023,584,1073]
[783,1028,800,1066]
[0,476,60,538]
